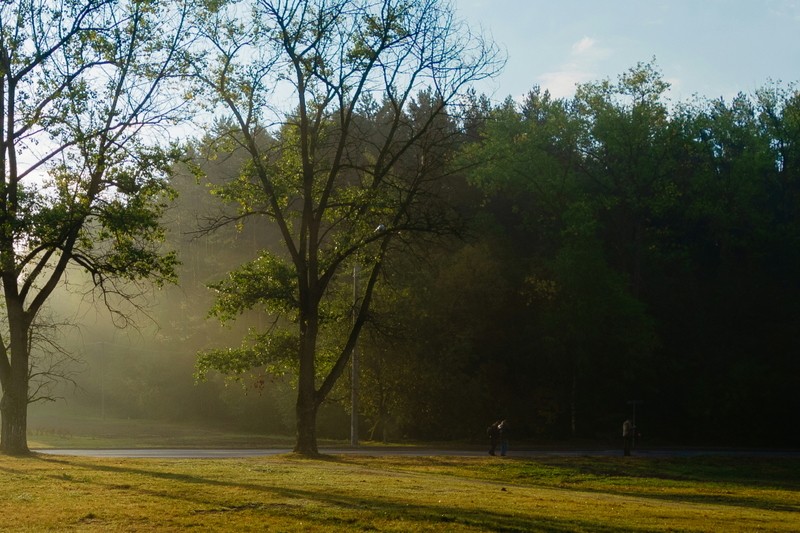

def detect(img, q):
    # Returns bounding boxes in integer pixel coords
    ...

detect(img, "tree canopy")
[190,0,503,454]
[0,0,189,454]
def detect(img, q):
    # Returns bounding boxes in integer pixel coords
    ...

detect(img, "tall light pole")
[351,224,385,446]
[350,263,359,446]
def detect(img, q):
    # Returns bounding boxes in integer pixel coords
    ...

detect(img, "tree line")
[396,63,800,446]
[164,60,799,447]
[3,0,798,455]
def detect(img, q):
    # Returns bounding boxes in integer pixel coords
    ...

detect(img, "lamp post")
[351,225,385,446]
[350,263,359,446]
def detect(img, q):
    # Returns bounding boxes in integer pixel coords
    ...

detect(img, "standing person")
[499,419,509,456]
[487,420,501,456]
[622,419,634,456]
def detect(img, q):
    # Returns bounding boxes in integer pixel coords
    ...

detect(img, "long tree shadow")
[337,454,800,515]
[522,456,800,513]
[33,455,653,532]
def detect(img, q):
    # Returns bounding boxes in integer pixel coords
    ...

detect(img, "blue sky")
[456,0,800,102]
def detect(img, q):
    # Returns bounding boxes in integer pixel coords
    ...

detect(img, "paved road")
[33,447,799,459]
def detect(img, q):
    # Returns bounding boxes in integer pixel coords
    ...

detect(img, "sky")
[456,0,800,103]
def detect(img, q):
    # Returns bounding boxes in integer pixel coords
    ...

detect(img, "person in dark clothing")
[498,419,509,456]
[623,419,634,456]
[487,420,501,456]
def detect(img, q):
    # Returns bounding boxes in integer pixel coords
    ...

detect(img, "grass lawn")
[0,452,797,531]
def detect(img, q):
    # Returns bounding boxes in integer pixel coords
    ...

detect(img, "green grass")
[0,452,797,531]
[21,413,800,530]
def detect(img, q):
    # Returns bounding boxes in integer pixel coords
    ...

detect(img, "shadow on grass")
[34,454,652,533]
[525,455,800,513]
[343,455,800,515]
[562,456,800,489]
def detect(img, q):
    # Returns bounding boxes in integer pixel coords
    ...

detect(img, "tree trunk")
[0,310,31,456]
[294,317,320,456]
[0,379,29,455]
[294,392,319,455]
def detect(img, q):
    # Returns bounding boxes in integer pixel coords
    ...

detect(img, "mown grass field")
[1,451,798,532]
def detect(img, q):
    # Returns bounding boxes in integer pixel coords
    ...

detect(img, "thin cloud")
[538,70,593,98]
[538,36,610,98]
[572,36,597,55]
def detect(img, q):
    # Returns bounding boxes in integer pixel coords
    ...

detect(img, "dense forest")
[346,62,800,446]
[40,60,798,448]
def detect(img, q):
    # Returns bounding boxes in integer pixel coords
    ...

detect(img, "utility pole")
[351,224,386,446]
[350,264,359,446]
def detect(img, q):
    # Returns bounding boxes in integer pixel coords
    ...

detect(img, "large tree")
[0,0,188,454]
[192,0,502,454]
